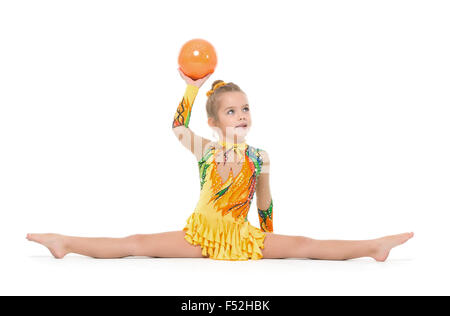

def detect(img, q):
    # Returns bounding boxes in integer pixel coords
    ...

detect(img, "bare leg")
[261,232,414,261]
[26,231,207,259]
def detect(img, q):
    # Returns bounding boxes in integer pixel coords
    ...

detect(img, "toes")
[26,233,40,242]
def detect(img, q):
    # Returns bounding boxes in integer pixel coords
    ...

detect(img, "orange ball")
[178,38,217,80]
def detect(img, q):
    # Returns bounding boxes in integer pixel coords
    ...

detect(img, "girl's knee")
[296,236,315,257]
[298,236,314,246]
[125,234,146,256]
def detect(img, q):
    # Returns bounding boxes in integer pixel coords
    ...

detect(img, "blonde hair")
[206,80,244,122]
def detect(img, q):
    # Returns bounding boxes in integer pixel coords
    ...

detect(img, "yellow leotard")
[172,84,274,260]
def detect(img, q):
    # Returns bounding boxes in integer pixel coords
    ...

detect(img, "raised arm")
[172,70,213,161]
[256,149,274,233]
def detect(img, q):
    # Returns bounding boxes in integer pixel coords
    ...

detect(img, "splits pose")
[26,69,414,261]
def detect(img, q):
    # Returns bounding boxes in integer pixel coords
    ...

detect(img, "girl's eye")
[227,107,248,115]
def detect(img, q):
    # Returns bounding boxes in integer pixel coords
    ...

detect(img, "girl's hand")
[178,67,212,89]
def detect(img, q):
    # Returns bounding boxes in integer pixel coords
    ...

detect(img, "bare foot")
[371,232,414,262]
[26,233,69,259]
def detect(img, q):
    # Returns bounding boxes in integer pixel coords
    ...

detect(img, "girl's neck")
[218,137,246,145]
[218,137,247,151]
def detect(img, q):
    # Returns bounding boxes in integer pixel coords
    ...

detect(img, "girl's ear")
[207,117,217,128]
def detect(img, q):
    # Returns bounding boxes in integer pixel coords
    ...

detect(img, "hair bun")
[211,80,224,88]
[206,80,227,97]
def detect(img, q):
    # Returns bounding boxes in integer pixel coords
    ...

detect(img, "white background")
[1,0,449,295]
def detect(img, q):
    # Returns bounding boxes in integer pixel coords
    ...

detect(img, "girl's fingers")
[202,72,212,80]
[178,68,187,78]
[178,68,213,86]
[196,73,211,84]
[178,68,191,84]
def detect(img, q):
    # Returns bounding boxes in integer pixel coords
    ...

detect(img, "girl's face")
[208,91,252,143]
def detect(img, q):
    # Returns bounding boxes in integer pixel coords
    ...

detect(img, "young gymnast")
[26,68,414,261]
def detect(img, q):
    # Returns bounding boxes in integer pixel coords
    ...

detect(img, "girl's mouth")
[235,123,248,128]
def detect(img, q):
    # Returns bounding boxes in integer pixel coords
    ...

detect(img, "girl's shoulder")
[247,144,269,164]
[247,145,270,177]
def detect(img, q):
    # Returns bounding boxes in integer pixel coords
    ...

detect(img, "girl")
[26,68,414,261]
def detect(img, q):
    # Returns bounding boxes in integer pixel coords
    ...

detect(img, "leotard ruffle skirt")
[183,211,266,260]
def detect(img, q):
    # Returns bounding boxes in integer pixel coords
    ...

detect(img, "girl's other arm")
[255,150,274,233]
[172,69,213,161]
